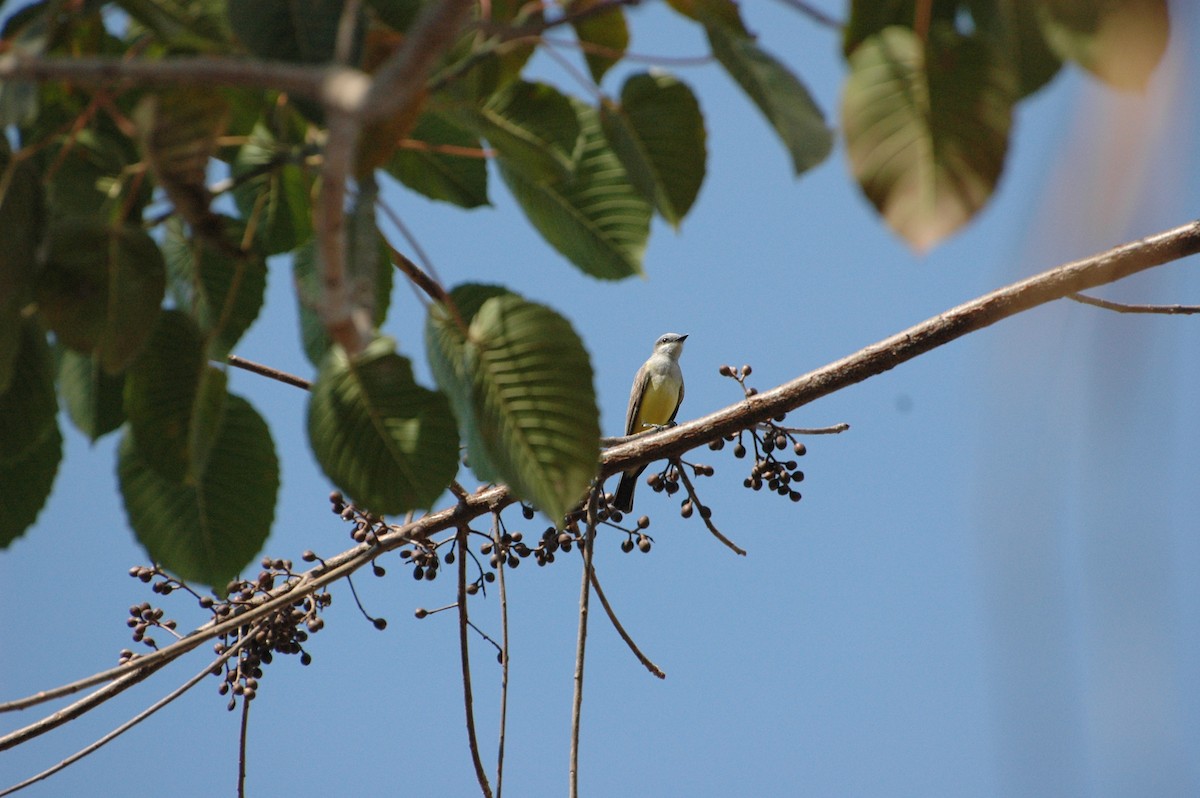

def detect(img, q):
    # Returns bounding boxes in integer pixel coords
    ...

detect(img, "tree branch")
[5,219,1198,752]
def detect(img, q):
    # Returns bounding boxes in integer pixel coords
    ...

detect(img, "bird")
[614,332,687,513]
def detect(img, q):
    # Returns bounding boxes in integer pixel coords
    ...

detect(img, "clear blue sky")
[3,2,1200,796]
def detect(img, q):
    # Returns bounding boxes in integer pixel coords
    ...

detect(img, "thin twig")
[765,422,849,435]
[588,568,665,679]
[0,635,249,797]
[457,525,493,798]
[226,355,311,390]
[492,514,510,798]
[569,486,601,798]
[672,459,746,556]
[237,694,251,798]
[1069,292,1200,314]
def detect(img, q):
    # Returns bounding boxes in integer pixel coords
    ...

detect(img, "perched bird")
[614,333,687,512]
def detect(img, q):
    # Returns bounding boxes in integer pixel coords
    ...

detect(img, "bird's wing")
[668,373,684,424]
[625,363,650,436]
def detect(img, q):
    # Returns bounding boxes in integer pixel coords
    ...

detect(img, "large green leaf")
[0,420,61,549]
[59,347,126,442]
[231,121,314,255]
[499,100,650,280]
[426,285,600,522]
[0,143,43,393]
[1036,0,1168,91]
[600,72,706,228]
[843,24,1016,251]
[163,218,267,359]
[36,219,165,374]
[569,0,629,83]
[0,320,56,466]
[123,310,223,482]
[385,112,490,208]
[706,21,833,177]
[308,337,459,514]
[115,0,232,51]
[843,0,958,57]
[466,80,581,183]
[119,392,278,588]
[967,0,1062,98]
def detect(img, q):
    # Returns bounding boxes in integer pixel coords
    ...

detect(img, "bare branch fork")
[4,220,1198,758]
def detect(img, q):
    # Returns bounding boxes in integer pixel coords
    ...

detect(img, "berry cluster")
[715,364,807,502]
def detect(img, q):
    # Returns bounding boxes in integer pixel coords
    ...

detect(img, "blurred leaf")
[293,226,394,368]
[0,3,49,127]
[499,99,650,279]
[37,219,165,373]
[0,145,43,393]
[426,285,600,522]
[968,0,1062,97]
[843,24,1016,250]
[231,122,314,255]
[569,0,629,83]
[466,80,580,183]
[0,420,61,548]
[135,88,229,236]
[40,127,150,222]
[600,72,706,228]
[366,0,426,32]
[119,392,278,588]
[843,0,958,57]
[116,0,231,51]
[308,337,459,514]
[1036,0,1168,91]
[123,309,214,482]
[664,0,748,31]
[386,111,490,208]
[0,319,56,465]
[163,218,267,359]
[227,0,360,64]
[706,21,832,176]
[59,347,126,442]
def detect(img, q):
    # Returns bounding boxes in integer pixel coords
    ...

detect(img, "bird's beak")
[679,334,688,341]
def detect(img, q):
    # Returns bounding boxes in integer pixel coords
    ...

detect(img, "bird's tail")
[614,468,641,513]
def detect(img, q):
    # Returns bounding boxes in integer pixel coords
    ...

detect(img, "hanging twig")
[457,525,493,798]
[569,486,601,798]
[589,567,665,679]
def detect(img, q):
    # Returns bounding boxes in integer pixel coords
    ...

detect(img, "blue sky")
[3,2,1200,796]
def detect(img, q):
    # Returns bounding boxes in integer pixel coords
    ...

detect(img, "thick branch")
[601,219,1200,477]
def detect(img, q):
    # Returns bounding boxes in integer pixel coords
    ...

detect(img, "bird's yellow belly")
[637,378,680,430]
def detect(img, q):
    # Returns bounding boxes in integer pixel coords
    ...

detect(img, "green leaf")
[39,127,150,222]
[569,0,629,83]
[465,80,581,183]
[0,320,56,466]
[293,227,394,368]
[36,219,165,374]
[119,392,278,588]
[366,0,426,32]
[123,310,216,481]
[59,347,126,441]
[385,112,489,208]
[600,72,706,228]
[0,143,43,393]
[308,337,459,514]
[843,24,1016,251]
[426,286,600,522]
[231,121,314,255]
[498,99,650,280]
[0,420,61,548]
[706,21,833,176]
[843,0,958,57]
[163,218,267,359]
[424,283,512,481]
[1036,0,1168,91]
